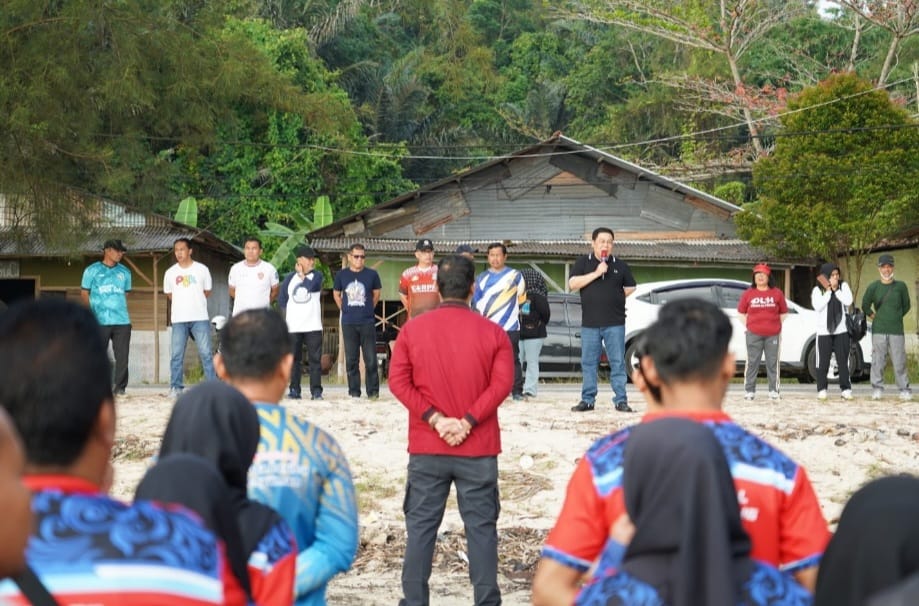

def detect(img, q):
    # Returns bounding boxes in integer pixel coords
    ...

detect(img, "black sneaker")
[288,391,301,400]
[571,401,595,412]
[311,393,323,401]
[614,402,634,413]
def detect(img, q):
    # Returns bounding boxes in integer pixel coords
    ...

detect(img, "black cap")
[415,238,434,251]
[103,239,127,252]
[877,254,895,267]
[455,244,475,254]
[295,245,316,259]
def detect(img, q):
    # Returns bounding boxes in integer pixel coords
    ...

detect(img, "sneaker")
[512,394,524,401]
[523,391,536,399]
[571,401,595,412]
[744,392,755,401]
[872,389,883,401]
[768,391,780,401]
[817,390,828,401]
[165,388,182,398]
[114,388,127,396]
[367,394,380,401]
[900,391,913,402]
[841,389,853,400]
[287,391,302,400]
[311,393,324,401]
[614,402,634,413]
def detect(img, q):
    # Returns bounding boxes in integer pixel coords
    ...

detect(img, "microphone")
[600,249,608,280]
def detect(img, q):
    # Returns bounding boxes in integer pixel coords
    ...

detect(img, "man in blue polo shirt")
[81,239,132,395]
[333,243,382,399]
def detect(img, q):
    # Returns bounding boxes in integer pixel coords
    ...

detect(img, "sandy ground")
[111,382,919,605]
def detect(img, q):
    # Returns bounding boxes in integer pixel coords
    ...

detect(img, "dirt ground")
[110,383,919,605]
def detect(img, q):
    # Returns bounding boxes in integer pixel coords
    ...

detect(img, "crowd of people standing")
[1,229,913,605]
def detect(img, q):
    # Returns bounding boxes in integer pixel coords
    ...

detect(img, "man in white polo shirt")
[228,236,279,316]
[163,237,216,397]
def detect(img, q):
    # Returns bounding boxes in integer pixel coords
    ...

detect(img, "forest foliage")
[1,0,917,257]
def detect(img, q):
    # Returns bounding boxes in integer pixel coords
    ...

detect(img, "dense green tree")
[0,0,309,244]
[169,19,413,245]
[737,73,919,293]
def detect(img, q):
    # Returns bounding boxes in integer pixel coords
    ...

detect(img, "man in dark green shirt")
[862,254,912,401]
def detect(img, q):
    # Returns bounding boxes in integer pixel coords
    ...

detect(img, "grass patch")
[354,472,400,515]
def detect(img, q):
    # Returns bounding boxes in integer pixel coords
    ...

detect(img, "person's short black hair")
[592,227,614,241]
[173,237,193,249]
[639,298,732,384]
[220,309,291,380]
[486,242,506,255]
[436,255,475,300]
[243,236,262,249]
[349,243,366,254]
[0,299,112,466]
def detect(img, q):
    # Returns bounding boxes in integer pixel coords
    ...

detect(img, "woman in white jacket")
[811,262,854,400]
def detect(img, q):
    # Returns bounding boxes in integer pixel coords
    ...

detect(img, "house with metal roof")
[0,193,242,385]
[308,133,792,329]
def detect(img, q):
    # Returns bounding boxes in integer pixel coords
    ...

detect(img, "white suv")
[621,279,871,383]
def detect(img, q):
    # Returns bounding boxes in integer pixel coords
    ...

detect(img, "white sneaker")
[817,390,828,401]
[900,391,913,401]
[768,391,780,401]
[841,389,853,400]
[744,392,755,401]
[872,389,883,401]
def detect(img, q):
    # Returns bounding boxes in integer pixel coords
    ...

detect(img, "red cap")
[753,263,771,276]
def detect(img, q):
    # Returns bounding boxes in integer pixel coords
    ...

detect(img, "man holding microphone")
[568,228,636,413]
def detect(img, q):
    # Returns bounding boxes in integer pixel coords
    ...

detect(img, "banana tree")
[259,195,334,283]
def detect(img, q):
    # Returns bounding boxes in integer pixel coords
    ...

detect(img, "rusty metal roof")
[0,196,241,259]
[308,237,787,267]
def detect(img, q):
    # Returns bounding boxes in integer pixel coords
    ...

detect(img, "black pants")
[100,324,131,392]
[817,332,851,391]
[507,329,523,397]
[291,330,323,397]
[400,455,501,606]
[342,322,379,397]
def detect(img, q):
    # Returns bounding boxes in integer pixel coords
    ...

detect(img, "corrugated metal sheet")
[310,133,741,239]
[0,196,241,258]
[307,237,780,266]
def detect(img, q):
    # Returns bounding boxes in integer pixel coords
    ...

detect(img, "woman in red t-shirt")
[737,263,788,400]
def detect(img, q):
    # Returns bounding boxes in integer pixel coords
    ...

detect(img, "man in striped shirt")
[471,243,526,400]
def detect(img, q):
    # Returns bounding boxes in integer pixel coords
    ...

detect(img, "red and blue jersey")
[248,519,297,606]
[543,410,830,575]
[0,476,245,605]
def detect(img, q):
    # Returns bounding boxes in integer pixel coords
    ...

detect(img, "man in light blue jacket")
[216,308,359,606]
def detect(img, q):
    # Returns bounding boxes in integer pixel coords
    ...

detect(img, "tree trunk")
[727,53,764,155]
[878,34,901,86]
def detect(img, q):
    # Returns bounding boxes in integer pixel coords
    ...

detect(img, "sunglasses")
[351,254,366,259]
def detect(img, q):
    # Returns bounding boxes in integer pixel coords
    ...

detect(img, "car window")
[548,299,567,326]
[649,285,716,305]
[718,285,745,310]
[567,299,582,326]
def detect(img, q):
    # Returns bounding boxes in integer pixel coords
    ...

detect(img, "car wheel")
[624,337,642,383]
[807,342,862,384]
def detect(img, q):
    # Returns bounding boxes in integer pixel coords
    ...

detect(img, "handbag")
[846,307,867,341]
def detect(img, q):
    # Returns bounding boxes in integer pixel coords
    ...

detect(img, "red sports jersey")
[399,265,439,319]
[542,410,830,574]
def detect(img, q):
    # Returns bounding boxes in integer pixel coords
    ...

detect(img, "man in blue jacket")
[216,309,359,606]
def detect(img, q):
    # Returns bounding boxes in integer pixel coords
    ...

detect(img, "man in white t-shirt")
[163,238,216,396]
[228,237,279,316]
[278,245,324,400]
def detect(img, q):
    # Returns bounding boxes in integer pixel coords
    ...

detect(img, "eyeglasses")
[351,254,366,259]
